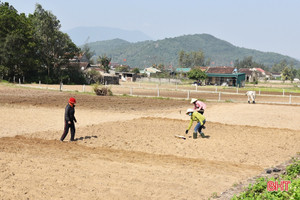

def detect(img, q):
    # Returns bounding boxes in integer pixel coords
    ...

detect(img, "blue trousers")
[194,119,206,133]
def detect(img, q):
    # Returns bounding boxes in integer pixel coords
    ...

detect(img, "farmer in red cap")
[60,97,77,142]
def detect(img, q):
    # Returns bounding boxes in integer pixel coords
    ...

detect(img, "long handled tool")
[174,135,186,140]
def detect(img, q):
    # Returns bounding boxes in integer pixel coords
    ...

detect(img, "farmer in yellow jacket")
[185,108,206,138]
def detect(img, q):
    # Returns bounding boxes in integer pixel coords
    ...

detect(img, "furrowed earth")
[0,84,299,200]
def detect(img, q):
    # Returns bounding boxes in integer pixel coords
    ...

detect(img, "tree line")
[0,2,136,85]
[0,2,84,84]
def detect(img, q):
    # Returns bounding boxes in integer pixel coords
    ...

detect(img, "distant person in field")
[185,108,206,138]
[246,91,256,104]
[60,97,77,142]
[190,98,206,114]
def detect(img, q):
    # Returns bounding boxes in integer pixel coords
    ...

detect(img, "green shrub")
[92,82,113,96]
[232,159,300,199]
[286,159,300,178]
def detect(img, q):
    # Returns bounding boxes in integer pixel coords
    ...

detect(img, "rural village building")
[239,68,272,82]
[115,72,137,82]
[83,65,119,85]
[238,68,259,82]
[175,68,191,73]
[205,66,246,87]
[256,68,272,80]
[175,68,191,78]
[271,72,281,79]
[140,67,161,77]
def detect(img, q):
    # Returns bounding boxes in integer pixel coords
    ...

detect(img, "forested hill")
[86,34,300,69]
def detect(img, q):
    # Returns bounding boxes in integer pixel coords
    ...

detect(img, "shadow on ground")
[76,135,98,141]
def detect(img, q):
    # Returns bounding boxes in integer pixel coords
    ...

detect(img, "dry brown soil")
[0,84,299,200]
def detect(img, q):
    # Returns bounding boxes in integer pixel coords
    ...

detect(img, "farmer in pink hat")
[190,98,206,114]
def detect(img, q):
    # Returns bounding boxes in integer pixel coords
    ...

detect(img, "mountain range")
[67,27,300,69]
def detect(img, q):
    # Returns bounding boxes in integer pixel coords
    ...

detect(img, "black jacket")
[65,104,76,123]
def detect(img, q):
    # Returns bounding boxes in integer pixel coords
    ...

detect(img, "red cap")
[69,97,76,104]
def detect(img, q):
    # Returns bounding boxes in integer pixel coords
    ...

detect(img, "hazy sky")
[5,0,300,60]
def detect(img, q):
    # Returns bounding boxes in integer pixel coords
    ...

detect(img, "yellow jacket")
[187,111,206,130]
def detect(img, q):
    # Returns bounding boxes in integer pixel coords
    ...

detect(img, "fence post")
[218,92,221,101]
[289,94,292,104]
[259,89,261,95]
[130,87,133,96]
[283,89,285,97]
[187,90,190,99]
[82,84,85,92]
[215,87,218,93]
[60,82,63,91]
[19,78,21,85]
[157,88,160,97]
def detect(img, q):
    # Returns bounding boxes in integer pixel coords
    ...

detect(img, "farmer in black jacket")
[60,97,77,142]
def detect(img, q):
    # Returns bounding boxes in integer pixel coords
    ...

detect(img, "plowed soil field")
[0,84,299,200]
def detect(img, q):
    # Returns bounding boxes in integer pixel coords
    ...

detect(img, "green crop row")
[232,158,300,200]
